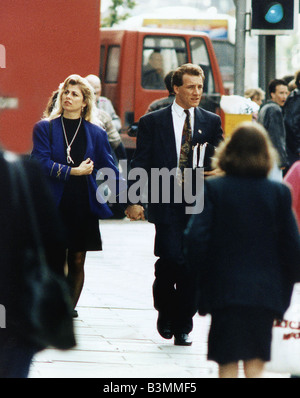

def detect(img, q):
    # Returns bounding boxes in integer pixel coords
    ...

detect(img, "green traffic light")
[265,2,284,23]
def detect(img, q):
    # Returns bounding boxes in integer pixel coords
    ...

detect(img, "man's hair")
[268,79,287,96]
[172,63,205,88]
[164,70,175,94]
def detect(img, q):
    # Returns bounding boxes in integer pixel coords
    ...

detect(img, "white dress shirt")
[171,101,194,165]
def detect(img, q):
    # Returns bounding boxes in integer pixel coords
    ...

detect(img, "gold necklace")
[61,116,82,164]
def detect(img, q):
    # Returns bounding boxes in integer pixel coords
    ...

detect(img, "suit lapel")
[192,107,205,145]
[159,106,178,167]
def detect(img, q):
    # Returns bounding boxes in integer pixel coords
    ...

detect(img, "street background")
[29,219,291,379]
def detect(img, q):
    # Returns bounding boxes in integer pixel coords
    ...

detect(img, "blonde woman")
[32,74,124,317]
[184,122,300,378]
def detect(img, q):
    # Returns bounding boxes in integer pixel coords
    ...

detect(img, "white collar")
[172,100,194,118]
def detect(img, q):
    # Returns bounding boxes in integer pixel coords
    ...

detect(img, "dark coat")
[129,104,223,224]
[258,100,288,168]
[184,175,300,317]
[284,88,300,167]
[0,152,66,345]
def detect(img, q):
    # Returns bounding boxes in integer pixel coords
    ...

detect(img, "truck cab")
[99,28,225,156]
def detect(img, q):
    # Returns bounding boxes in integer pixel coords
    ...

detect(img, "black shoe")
[157,314,173,339]
[174,333,192,346]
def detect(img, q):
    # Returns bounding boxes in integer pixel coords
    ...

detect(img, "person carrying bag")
[0,151,76,378]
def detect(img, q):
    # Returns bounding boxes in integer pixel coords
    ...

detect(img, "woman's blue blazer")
[31,117,125,219]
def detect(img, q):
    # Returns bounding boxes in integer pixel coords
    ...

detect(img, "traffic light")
[251,0,298,34]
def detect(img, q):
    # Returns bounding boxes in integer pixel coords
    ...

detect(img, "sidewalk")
[29,219,290,379]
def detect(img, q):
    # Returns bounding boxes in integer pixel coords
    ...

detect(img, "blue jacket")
[31,117,125,219]
[184,175,300,317]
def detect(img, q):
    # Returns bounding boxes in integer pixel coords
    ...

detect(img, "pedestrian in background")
[284,70,300,170]
[31,74,125,317]
[257,79,289,178]
[244,87,265,121]
[184,122,300,378]
[0,151,67,377]
[146,70,175,113]
[244,87,265,107]
[284,160,300,230]
[85,74,122,132]
[85,75,127,164]
[142,51,165,90]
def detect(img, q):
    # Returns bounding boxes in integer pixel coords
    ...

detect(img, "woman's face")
[61,84,86,118]
[252,95,263,106]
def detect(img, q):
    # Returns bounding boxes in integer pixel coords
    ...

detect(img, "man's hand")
[125,204,145,221]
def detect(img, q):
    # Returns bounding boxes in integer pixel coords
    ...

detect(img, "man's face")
[271,84,288,107]
[149,53,163,72]
[174,74,203,109]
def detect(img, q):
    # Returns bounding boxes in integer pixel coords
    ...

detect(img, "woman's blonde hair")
[244,87,265,101]
[212,122,278,178]
[47,74,98,123]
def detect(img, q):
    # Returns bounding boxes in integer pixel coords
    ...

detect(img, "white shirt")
[171,100,194,165]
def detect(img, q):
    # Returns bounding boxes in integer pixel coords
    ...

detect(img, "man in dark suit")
[125,63,223,345]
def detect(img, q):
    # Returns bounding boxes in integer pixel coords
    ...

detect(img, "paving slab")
[29,219,292,379]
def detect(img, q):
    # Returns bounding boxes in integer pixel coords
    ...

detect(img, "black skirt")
[59,176,102,252]
[207,306,275,365]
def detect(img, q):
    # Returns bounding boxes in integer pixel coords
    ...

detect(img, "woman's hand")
[70,158,94,176]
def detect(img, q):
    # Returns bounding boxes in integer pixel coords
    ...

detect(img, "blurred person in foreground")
[284,160,300,230]
[184,122,300,378]
[0,151,67,377]
[284,70,300,170]
[31,74,125,317]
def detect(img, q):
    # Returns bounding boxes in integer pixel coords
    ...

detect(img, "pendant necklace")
[61,115,82,164]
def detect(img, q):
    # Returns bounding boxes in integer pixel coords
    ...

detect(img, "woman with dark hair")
[184,122,300,378]
[31,74,125,317]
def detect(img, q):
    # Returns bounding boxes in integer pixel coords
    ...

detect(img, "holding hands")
[125,204,145,221]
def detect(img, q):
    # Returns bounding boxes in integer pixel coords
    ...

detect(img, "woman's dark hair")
[213,122,277,178]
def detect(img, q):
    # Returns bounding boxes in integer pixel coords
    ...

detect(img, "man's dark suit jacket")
[129,104,223,224]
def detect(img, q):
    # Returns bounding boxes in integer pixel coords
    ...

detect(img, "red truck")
[100,27,225,157]
[0,2,225,156]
